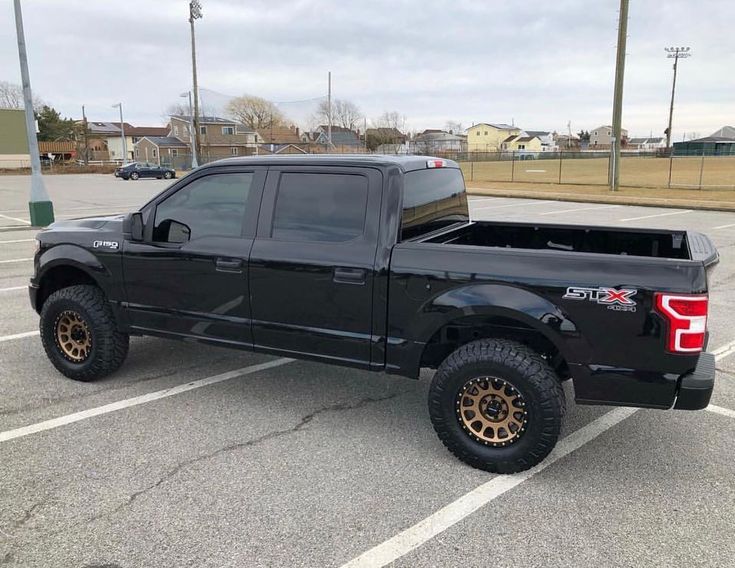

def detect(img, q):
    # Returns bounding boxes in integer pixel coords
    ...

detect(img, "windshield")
[401,167,469,240]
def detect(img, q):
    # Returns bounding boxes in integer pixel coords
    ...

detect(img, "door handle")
[333,267,366,285]
[215,257,243,272]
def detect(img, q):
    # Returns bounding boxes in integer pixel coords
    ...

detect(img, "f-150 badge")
[92,240,119,250]
[563,286,637,312]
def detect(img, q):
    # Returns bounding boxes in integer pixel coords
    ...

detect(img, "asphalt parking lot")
[1,174,734,568]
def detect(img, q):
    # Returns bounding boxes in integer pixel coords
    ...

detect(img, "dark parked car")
[115,162,175,181]
[30,155,718,473]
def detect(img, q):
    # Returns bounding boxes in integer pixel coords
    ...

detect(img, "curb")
[466,188,735,212]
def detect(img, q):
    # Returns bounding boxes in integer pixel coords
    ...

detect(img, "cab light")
[426,159,445,168]
[654,293,708,353]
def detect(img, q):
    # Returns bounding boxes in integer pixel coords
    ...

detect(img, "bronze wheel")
[54,310,92,363]
[456,376,528,447]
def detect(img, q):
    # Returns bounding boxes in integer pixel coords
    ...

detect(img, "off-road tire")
[428,339,565,473]
[40,285,129,381]
[130,171,139,180]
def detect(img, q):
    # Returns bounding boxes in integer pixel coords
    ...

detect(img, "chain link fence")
[449,150,735,190]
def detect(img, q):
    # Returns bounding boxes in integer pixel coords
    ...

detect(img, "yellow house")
[467,123,521,152]
[500,134,543,152]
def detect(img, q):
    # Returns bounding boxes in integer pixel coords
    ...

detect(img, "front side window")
[271,173,368,242]
[153,173,253,243]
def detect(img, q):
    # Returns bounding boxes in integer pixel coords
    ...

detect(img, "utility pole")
[327,71,332,153]
[180,91,198,168]
[13,0,53,226]
[609,0,629,192]
[189,1,203,161]
[81,104,89,166]
[664,47,691,152]
[112,103,127,164]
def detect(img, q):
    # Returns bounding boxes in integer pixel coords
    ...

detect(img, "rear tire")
[40,285,129,381]
[428,339,565,473]
[130,171,139,180]
[163,171,173,179]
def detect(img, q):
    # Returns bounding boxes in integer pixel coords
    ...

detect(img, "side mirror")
[126,212,144,241]
[167,220,191,244]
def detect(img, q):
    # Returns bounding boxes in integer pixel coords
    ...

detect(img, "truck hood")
[38,214,126,246]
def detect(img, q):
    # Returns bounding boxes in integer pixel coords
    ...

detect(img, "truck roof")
[203,154,460,172]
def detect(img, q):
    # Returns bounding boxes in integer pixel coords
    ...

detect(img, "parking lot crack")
[91,389,409,522]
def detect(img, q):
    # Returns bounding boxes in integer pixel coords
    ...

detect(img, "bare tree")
[374,111,407,132]
[315,98,362,131]
[225,95,286,130]
[0,80,43,111]
[444,120,463,135]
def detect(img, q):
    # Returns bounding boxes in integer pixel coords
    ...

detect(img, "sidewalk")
[466,182,735,212]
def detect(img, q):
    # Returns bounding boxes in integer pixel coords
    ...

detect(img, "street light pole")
[13,0,54,226]
[112,103,127,164]
[189,1,203,162]
[665,47,691,152]
[180,91,198,168]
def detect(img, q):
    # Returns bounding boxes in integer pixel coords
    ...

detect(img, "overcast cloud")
[1,0,733,138]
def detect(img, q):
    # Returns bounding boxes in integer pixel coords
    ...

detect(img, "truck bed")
[421,220,693,260]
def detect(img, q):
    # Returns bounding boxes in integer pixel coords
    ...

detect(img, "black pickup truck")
[29,155,719,473]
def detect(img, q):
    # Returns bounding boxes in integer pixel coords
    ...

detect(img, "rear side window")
[271,173,368,242]
[153,172,253,242]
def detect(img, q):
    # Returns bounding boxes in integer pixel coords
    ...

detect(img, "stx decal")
[563,286,638,312]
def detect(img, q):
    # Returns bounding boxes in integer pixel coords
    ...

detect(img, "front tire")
[40,285,129,381]
[163,171,173,179]
[428,339,565,473]
[129,171,139,180]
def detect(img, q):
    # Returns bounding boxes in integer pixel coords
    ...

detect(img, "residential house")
[467,123,521,152]
[39,141,76,161]
[366,127,407,153]
[257,125,307,154]
[627,137,666,152]
[523,131,557,152]
[311,125,363,152]
[554,132,580,150]
[589,125,629,148]
[411,129,466,154]
[500,134,543,153]
[134,136,189,165]
[83,121,168,162]
[0,109,29,169]
[170,115,257,159]
[673,136,735,156]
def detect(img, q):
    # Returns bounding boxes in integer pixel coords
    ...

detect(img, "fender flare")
[36,244,109,286]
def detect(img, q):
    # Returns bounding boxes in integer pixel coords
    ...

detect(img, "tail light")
[654,293,708,353]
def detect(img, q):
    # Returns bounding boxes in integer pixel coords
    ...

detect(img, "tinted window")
[401,168,469,240]
[153,172,253,242]
[272,173,368,242]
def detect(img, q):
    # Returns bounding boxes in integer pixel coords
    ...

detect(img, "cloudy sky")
[1,0,732,139]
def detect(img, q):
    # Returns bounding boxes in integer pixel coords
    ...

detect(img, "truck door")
[122,167,265,345]
[249,166,383,368]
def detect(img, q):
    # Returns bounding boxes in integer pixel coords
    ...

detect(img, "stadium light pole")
[111,103,127,164]
[664,47,691,152]
[180,91,198,168]
[13,0,54,226]
[189,1,203,162]
[609,0,629,192]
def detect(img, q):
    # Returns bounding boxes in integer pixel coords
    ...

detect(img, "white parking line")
[0,257,33,264]
[0,238,35,244]
[0,358,293,444]
[619,210,692,222]
[342,338,735,567]
[473,200,555,211]
[539,205,621,216]
[0,285,27,293]
[0,330,39,343]
[714,223,735,230]
[0,213,31,225]
[340,407,638,568]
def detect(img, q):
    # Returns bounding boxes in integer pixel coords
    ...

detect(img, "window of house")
[271,173,368,242]
[476,131,480,136]
[171,149,178,157]
[222,126,235,135]
[174,126,179,136]
[607,130,611,136]
[153,148,158,158]
[230,147,239,156]
[200,126,207,135]
[153,173,254,243]
[484,131,488,135]
[518,144,525,150]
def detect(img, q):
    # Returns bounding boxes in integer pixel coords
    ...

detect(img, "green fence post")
[698,147,705,190]
[558,151,563,184]
[511,151,515,182]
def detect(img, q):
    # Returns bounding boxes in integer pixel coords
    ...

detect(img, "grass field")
[460,155,735,190]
